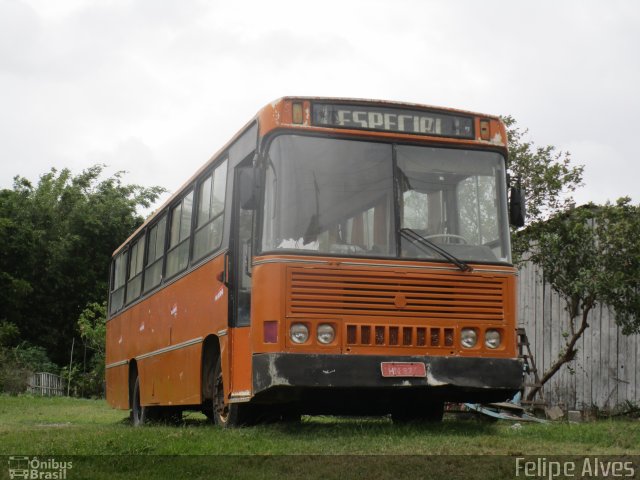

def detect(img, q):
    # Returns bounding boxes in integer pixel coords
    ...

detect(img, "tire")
[131,376,148,427]
[211,357,252,427]
[131,376,180,426]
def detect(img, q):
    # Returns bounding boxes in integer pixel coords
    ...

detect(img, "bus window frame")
[125,233,146,305]
[165,188,195,280]
[192,157,229,264]
[142,213,168,295]
[109,248,129,315]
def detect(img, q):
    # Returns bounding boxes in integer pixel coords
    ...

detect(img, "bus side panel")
[105,364,129,409]
[106,310,132,410]
[106,253,228,408]
[142,254,228,406]
[137,345,203,406]
[229,327,252,397]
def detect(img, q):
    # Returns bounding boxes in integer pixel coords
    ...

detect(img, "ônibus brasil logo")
[8,456,73,479]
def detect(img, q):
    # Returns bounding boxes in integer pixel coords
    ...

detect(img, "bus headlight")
[485,329,501,349]
[317,324,335,344]
[290,323,309,344]
[460,328,477,348]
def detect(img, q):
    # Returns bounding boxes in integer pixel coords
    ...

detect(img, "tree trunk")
[525,306,591,402]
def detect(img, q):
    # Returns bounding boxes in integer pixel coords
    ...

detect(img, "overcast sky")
[1,0,638,211]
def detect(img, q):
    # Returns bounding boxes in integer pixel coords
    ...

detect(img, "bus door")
[227,159,255,395]
[231,160,255,327]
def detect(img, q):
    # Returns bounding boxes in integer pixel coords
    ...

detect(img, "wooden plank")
[580,302,592,410]
[551,290,563,407]
[590,305,602,410]
[598,305,612,408]
[630,335,640,408]
[534,264,544,400]
[542,280,553,403]
[563,296,577,409]
[615,309,626,406]
[607,305,619,409]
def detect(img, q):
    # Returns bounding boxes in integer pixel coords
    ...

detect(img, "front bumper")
[253,353,523,404]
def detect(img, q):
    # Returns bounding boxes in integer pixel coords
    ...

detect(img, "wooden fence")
[518,260,639,411]
[27,372,65,396]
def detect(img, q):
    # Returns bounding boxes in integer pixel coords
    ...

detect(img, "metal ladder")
[517,328,545,406]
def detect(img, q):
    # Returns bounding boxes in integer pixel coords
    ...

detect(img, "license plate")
[380,362,427,378]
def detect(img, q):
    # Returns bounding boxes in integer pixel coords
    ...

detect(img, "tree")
[73,301,107,397]
[502,116,584,261]
[523,198,640,401]
[77,301,107,357]
[0,165,164,366]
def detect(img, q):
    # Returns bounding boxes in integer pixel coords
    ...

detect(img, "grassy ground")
[0,395,638,479]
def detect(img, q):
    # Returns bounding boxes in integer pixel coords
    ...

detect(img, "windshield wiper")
[399,228,473,272]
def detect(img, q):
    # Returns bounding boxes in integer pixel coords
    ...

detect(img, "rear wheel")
[131,376,179,425]
[131,376,148,426]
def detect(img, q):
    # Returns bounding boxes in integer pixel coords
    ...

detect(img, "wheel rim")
[213,369,228,424]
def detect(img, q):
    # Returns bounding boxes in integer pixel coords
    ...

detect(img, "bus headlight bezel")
[460,328,478,348]
[317,324,336,344]
[290,323,309,344]
[485,329,502,349]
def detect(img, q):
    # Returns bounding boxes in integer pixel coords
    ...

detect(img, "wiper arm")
[400,228,473,272]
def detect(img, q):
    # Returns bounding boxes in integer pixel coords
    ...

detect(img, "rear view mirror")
[509,187,526,227]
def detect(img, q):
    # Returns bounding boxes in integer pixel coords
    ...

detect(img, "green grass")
[1,395,638,479]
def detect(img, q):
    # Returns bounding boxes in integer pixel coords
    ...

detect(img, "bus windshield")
[261,134,511,264]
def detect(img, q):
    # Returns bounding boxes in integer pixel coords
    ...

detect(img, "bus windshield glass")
[261,135,511,264]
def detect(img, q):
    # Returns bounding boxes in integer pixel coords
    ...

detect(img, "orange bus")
[106,97,526,426]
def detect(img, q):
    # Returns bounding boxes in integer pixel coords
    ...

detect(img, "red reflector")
[381,362,427,378]
[264,321,278,343]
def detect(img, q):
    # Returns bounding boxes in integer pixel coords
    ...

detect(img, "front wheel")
[212,358,252,427]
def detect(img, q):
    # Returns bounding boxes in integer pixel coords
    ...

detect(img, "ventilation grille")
[288,268,505,321]
[346,324,455,348]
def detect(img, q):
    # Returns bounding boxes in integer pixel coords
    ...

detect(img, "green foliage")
[75,301,107,397]
[0,165,164,368]
[589,198,640,334]
[525,198,640,334]
[0,349,31,394]
[12,342,59,373]
[0,320,20,347]
[0,321,58,393]
[78,301,106,356]
[503,116,584,261]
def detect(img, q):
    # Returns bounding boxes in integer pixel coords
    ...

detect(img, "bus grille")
[345,324,455,348]
[287,267,506,321]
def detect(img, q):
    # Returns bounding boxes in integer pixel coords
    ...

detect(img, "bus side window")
[109,250,128,315]
[125,235,145,304]
[143,215,167,293]
[166,191,194,278]
[193,159,228,261]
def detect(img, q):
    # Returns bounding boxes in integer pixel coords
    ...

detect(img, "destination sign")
[312,103,474,139]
